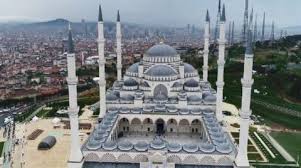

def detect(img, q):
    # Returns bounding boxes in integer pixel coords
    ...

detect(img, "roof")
[38,136,56,150]
[145,65,177,77]
[145,43,177,57]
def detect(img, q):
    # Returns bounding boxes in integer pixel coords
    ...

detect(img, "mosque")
[66,3,254,168]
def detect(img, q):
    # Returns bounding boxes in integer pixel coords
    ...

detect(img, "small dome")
[172,82,182,88]
[145,43,177,57]
[106,94,118,101]
[204,94,216,102]
[187,95,202,102]
[146,65,177,77]
[127,62,139,73]
[184,63,197,73]
[134,141,149,152]
[120,95,135,101]
[124,78,138,86]
[184,79,199,87]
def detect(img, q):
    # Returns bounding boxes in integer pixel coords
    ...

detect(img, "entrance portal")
[156,119,165,135]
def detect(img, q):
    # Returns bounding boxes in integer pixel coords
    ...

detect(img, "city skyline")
[0,0,300,28]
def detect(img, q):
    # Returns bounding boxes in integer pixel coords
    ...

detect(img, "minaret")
[98,5,106,119]
[253,14,258,42]
[216,4,226,121]
[116,10,122,81]
[261,12,266,42]
[235,24,254,168]
[203,9,210,83]
[66,23,83,167]
[242,0,249,43]
[231,21,235,45]
[228,21,232,45]
[270,21,275,43]
[214,0,221,43]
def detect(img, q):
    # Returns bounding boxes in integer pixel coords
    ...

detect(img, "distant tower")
[214,0,222,43]
[231,21,235,45]
[253,14,258,42]
[270,21,275,43]
[81,19,88,38]
[280,30,283,39]
[216,4,226,121]
[261,12,266,42]
[203,9,210,83]
[98,5,106,118]
[242,0,249,43]
[116,10,122,81]
[66,23,83,168]
[228,21,232,45]
[235,24,254,168]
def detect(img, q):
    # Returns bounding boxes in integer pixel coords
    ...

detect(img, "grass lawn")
[0,141,4,157]
[270,132,301,164]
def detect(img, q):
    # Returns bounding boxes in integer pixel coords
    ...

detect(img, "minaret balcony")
[217,39,227,45]
[217,60,225,66]
[67,77,78,85]
[68,106,79,116]
[241,78,254,87]
[216,81,224,88]
[97,38,105,43]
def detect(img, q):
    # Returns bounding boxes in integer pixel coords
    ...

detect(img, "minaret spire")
[68,22,74,53]
[228,21,232,45]
[117,10,120,22]
[214,0,222,43]
[231,21,235,45]
[261,12,266,42]
[249,8,254,29]
[98,5,103,22]
[242,0,249,43]
[235,24,254,168]
[66,23,83,167]
[116,10,122,81]
[253,14,258,42]
[216,3,226,121]
[270,21,275,43]
[97,4,106,118]
[203,9,210,82]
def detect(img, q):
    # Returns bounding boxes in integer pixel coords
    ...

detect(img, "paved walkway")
[265,132,296,162]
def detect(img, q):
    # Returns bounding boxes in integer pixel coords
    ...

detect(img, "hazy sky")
[0,0,300,28]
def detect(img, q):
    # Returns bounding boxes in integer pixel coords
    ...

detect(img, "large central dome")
[146,43,177,57]
[143,43,181,63]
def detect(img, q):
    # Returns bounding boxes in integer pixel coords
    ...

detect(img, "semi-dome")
[126,62,139,73]
[146,43,177,57]
[184,63,197,73]
[124,78,138,86]
[145,65,177,77]
[184,79,199,87]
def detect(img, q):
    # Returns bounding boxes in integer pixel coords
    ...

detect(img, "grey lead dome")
[146,65,177,77]
[145,43,178,57]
